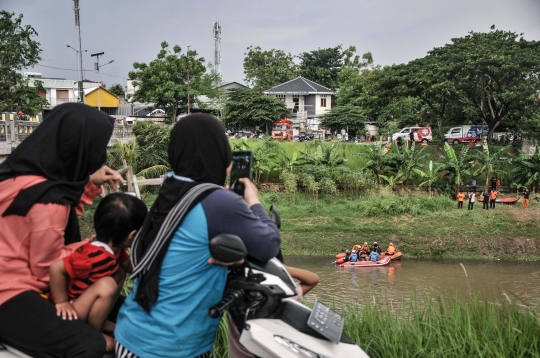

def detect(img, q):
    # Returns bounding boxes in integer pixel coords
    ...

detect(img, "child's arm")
[120,257,133,274]
[284,265,320,295]
[49,259,78,320]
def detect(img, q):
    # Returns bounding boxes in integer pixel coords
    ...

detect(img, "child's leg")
[71,276,117,331]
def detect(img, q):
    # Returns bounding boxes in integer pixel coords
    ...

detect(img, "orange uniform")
[457,193,465,202]
[490,190,498,200]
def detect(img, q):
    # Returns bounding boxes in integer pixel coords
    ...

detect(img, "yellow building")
[84,87,120,112]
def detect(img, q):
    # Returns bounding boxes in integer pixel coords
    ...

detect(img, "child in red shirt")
[49,193,148,351]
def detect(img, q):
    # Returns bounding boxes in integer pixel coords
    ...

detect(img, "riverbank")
[256,191,540,261]
[79,191,540,261]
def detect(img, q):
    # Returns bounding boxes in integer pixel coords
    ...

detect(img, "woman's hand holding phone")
[239,178,260,207]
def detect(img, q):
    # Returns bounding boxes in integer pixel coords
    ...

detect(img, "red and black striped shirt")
[63,240,129,300]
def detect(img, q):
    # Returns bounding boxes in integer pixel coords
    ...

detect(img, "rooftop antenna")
[213,21,221,76]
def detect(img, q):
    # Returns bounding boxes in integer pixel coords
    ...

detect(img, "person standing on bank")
[489,189,498,209]
[467,191,476,210]
[114,114,281,358]
[522,188,531,209]
[0,103,122,358]
[457,191,465,209]
[482,190,490,210]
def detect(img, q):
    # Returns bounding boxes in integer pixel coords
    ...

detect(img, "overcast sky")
[4,0,540,89]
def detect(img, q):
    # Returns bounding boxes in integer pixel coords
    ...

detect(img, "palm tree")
[439,142,473,198]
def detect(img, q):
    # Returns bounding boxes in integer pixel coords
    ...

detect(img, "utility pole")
[187,45,191,115]
[73,0,84,102]
[91,52,113,111]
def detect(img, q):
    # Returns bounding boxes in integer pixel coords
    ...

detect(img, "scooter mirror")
[209,234,247,263]
[269,205,281,229]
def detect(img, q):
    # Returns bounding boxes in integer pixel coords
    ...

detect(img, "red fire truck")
[271,119,294,140]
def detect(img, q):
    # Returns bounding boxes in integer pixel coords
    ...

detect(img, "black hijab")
[0,103,115,244]
[133,113,232,311]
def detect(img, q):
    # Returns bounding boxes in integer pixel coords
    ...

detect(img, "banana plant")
[379,173,403,190]
[471,138,508,187]
[511,140,540,193]
[413,160,442,197]
[107,139,169,180]
[439,142,473,198]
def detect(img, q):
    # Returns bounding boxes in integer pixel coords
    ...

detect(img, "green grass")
[258,191,540,260]
[344,293,540,357]
[210,293,540,357]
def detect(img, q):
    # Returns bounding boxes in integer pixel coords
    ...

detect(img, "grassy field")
[257,190,540,261]
[81,190,540,261]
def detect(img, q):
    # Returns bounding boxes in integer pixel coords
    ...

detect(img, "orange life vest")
[490,191,497,200]
[387,245,396,255]
[457,193,465,201]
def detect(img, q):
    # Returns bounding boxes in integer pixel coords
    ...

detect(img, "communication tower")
[213,21,221,75]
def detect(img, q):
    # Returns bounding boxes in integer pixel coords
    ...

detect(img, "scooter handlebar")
[208,289,242,318]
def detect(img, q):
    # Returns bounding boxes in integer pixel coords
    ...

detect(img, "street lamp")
[186,45,191,116]
[90,51,114,111]
[67,45,87,102]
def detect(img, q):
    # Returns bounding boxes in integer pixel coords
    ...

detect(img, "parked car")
[392,127,432,143]
[444,125,488,144]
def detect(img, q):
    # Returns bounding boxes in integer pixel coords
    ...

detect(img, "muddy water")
[287,256,540,309]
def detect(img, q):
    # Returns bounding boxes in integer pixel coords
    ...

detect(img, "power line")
[35,63,129,80]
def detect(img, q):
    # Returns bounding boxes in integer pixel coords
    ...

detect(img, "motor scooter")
[208,206,369,358]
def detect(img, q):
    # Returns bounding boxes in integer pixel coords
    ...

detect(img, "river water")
[287,256,540,309]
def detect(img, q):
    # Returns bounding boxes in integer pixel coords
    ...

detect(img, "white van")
[392,127,432,143]
[444,125,488,144]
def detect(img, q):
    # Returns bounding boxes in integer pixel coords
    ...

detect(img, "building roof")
[264,77,334,95]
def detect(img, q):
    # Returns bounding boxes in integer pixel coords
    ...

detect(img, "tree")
[222,88,290,131]
[439,29,540,140]
[243,46,298,91]
[198,63,227,119]
[299,45,364,91]
[129,42,206,122]
[108,83,125,98]
[0,11,46,115]
[321,105,367,136]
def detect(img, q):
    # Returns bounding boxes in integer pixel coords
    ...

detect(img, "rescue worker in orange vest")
[360,242,370,255]
[457,191,465,209]
[358,242,370,261]
[522,188,531,209]
[489,189,498,209]
[352,244,361,252]
[386,242,396,256]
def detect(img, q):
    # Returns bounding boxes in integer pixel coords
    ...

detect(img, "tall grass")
[211,294,540,357]
[344,293,540,357]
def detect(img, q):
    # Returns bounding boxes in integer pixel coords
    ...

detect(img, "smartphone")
[229,151,253,197]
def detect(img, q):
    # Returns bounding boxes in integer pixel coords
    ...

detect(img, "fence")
[0,112,134,160]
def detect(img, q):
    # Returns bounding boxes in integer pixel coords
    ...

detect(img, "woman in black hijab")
[0,103,122,357]
[115,113,281,358]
